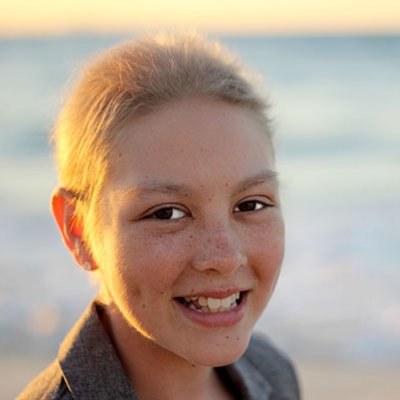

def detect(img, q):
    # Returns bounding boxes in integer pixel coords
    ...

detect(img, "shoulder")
[243,332,301,399]
[16,359,72,400]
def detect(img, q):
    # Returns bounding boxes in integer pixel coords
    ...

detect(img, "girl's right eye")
[146,207,187,220]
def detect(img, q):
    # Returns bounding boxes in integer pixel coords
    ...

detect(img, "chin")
[188,333,251,367]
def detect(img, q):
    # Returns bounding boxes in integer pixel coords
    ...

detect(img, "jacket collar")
[58,302,138,399]
[58,301,272,400]
[221,357,273,399]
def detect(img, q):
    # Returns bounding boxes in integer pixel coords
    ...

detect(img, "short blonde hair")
[52,32,271,247]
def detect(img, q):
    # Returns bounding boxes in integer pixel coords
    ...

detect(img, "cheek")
[111,228,191,294]
[248,216,285,283]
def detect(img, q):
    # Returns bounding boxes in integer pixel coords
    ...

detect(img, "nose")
[191,223,247,275]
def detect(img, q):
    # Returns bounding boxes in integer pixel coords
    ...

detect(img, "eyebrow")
[118,170,279,198]
[232,170,279,196]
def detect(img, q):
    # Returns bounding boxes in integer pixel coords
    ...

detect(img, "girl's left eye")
[148,207,187,220]
[234,200,270,213]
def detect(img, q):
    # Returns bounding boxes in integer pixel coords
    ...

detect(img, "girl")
[18,33,300,400]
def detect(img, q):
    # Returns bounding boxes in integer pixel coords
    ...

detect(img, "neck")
[101,304,233,400]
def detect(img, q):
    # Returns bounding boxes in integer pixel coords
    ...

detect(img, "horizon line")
[1,29,399,40]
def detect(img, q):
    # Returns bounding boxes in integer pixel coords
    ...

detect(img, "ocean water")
[0,35,399,365]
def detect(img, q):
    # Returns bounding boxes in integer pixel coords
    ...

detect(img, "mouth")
[176,291,245,314]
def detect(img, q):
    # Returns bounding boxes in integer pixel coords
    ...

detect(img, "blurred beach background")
[1,1,400,399]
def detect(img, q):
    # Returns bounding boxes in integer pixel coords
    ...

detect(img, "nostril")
[191,249,247,274]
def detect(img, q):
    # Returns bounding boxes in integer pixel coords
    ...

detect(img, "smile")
[177,292,243,313]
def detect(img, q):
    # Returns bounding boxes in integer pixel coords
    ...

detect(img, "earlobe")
[51,188,96,271]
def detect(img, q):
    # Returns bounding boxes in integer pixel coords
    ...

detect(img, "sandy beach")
[3,356,400,399]
[297,361,400,400]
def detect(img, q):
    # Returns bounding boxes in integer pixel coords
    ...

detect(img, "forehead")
[108,97,274,189]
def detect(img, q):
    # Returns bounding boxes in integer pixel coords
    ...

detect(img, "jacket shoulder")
[16,359,71,400]
[244,333,301,399]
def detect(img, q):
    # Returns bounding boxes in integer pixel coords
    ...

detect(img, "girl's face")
[93,97,284,367]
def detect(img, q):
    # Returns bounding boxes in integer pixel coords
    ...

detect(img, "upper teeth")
[183,292,240,312]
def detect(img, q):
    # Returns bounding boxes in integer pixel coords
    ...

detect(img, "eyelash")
[144,199,272,221]
[233,200,271,213]
[145,207,188,221]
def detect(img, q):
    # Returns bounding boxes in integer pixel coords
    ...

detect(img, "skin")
[52,96,285,400]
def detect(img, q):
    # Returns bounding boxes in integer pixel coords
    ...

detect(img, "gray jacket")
[17,302,301,400]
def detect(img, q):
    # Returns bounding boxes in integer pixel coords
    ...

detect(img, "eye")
[146,206,187,220]
[234,200,271,213]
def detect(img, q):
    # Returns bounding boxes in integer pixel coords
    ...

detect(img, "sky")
[1,0,400,37]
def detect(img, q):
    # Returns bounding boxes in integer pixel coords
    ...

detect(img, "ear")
[51,188,97,271]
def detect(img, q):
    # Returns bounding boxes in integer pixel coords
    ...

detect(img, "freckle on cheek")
[141,304,146,309]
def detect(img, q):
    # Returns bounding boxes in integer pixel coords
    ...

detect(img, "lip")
[174,291,248,328]
[177,288,247,299]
